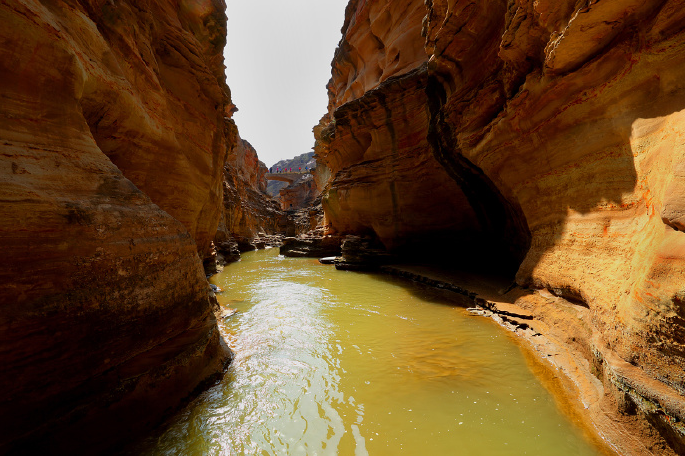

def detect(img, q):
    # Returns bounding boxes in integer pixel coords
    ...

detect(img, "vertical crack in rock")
[426,74,532,275]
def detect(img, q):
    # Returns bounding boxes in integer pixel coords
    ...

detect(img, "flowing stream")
[136,248,602,455]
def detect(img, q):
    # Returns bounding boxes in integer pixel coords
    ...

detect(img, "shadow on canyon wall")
[425,27,685,301]
[421,21,685,450]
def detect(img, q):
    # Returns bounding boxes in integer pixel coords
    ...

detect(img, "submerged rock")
[319,257,339,265]
[334,236,397,271]
[280,235,343,258]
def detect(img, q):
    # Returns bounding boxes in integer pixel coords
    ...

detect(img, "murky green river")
[136,248,601,455]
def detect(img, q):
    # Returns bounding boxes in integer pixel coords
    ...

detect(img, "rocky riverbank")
[303,231,685,453]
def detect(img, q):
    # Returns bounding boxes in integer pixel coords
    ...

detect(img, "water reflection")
[134,249,600,455]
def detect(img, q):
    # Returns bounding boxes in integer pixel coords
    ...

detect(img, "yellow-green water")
[137,248,601,455]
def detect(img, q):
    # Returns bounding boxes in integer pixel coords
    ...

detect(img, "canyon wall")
[317,0,685,452]
[215,134,283,256]
[279,174,318,211]
[0,0,233,452]
[316,0,509,265]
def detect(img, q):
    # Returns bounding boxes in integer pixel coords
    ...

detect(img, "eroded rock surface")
[280,235,343,258]
[280,173,318,211]
[215,134,283,261]
[317,0,685,452]
[0,1,232,452]
[316,0,505,268]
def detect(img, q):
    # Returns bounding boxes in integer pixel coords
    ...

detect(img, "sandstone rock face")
[30,0,231,259]
[283,197,326,237]
[216,134,283,255]
[0,1,232,452]
[280,235,343,258]
[280,174,318,211]
[318,0,685,451]
[317,0,515,267]
[330,0,429,107]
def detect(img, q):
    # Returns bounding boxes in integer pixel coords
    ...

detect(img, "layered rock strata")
[279,173,318,211]
[317,0,685,452]
[285,197,326,237]
[0,1,232,452]
[215,135,283,262]
[316,0,508,269]
[280,235,343,258]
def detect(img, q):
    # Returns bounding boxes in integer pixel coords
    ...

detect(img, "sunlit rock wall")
[0,0,232,452]
[318,0,685,451]
[425,0,685,399]
[317,0,486,258]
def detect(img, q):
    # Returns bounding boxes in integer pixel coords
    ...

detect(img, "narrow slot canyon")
[1,1,685,455]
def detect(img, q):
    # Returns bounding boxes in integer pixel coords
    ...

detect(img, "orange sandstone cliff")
[316,0,685,452]
[315,0,510,266]
[0,0,233,452]
[215,134,283,258]
[279,174,318,211]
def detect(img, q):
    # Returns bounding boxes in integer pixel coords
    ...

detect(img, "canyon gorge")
[0,0,245,452]
[1,0,685,454]
[314,0,685,453]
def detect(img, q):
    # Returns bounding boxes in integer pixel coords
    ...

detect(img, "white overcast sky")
[224,0,349,168]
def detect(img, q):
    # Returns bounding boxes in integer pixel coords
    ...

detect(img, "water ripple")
[134,250,601,456]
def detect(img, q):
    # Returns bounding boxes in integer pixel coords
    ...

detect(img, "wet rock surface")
[280,235,343,258]
[334,236,397,271]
